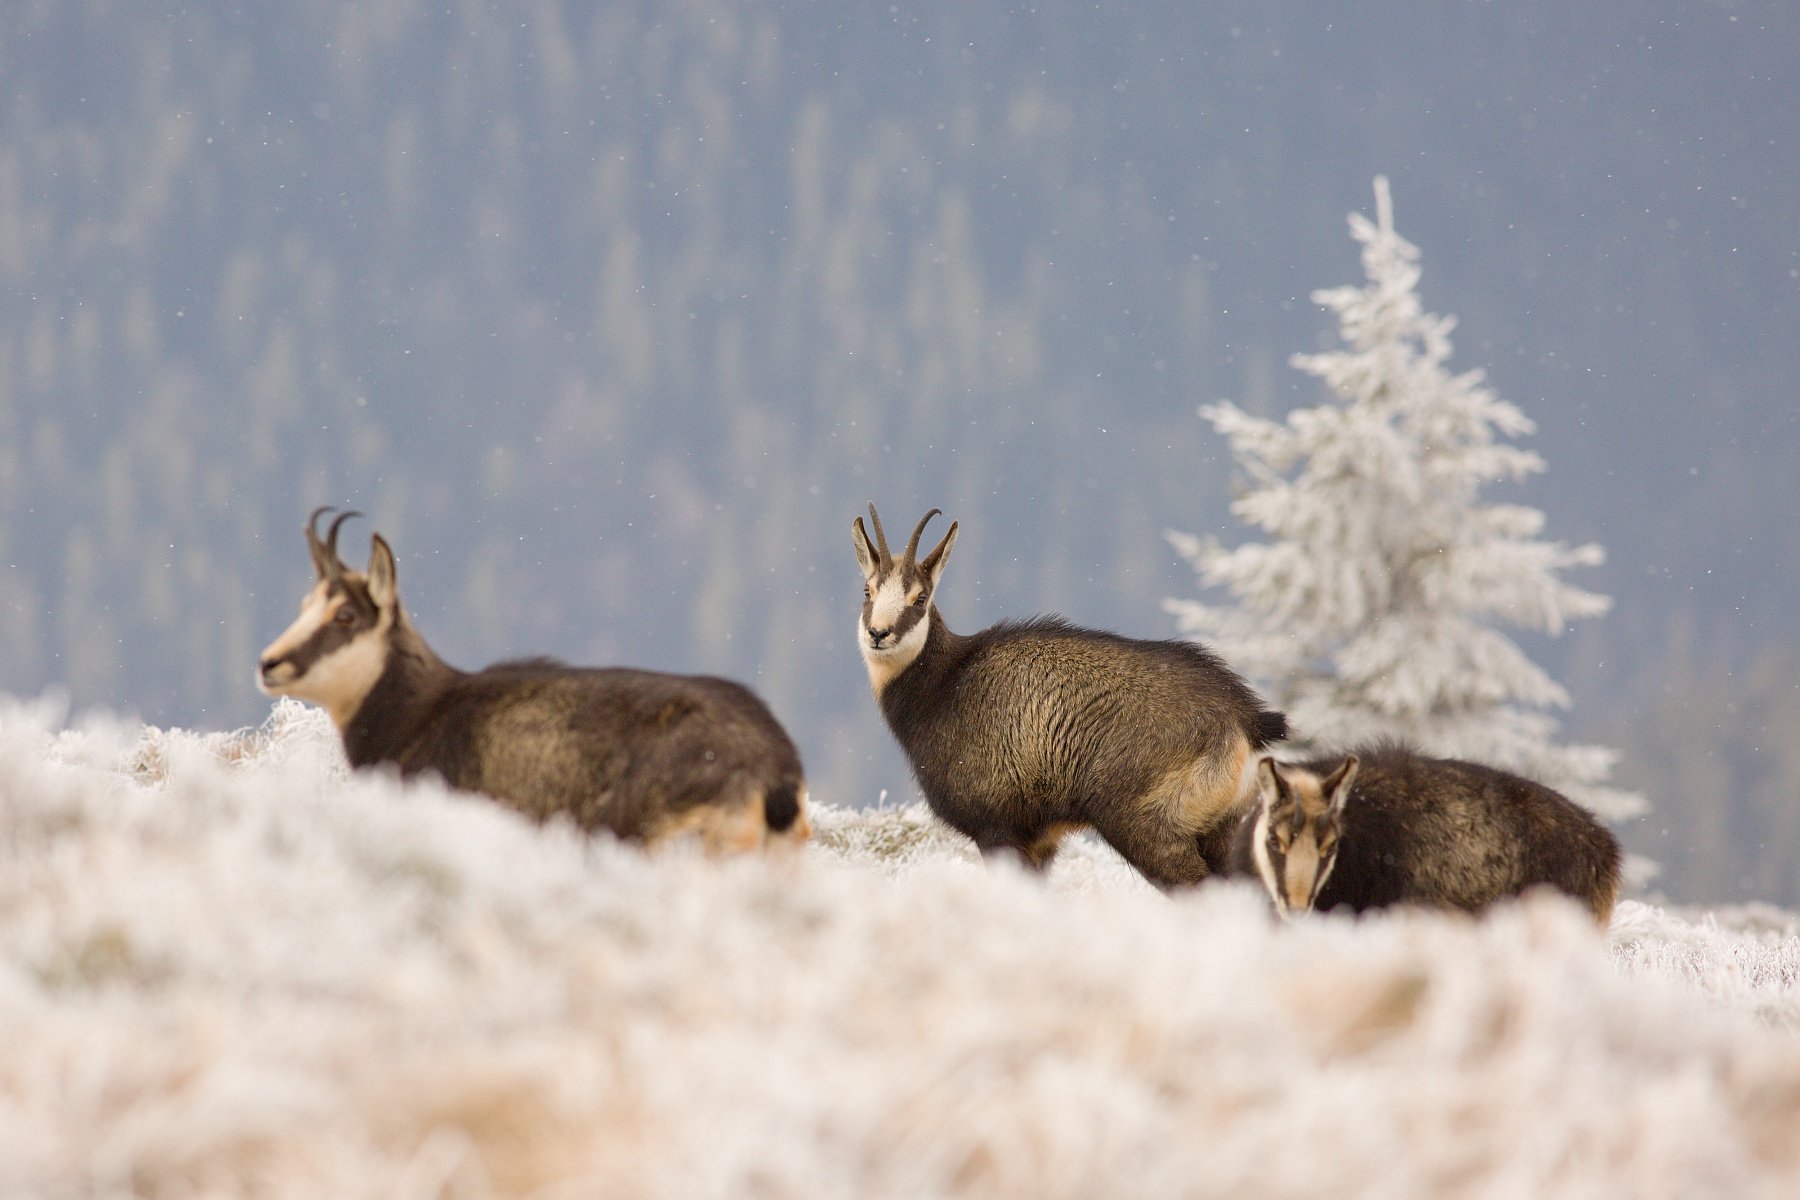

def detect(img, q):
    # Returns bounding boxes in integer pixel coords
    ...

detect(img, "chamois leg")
[973,822,1075,873]
[1021,822,1083,871]
[1088,808,1212,890]
[979,843,1034,872]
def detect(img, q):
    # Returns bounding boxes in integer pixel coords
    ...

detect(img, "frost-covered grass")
[2,699,1798,1198]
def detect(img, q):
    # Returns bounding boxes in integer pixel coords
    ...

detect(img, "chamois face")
[851,504,958,694]
[258,511,400,729]
[1251,755,1358,917]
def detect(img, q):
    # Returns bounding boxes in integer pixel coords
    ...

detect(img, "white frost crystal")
[0,699,1794,1196]
[1168,177,1643,821]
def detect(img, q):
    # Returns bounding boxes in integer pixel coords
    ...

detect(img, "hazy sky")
[0,0,1794,898]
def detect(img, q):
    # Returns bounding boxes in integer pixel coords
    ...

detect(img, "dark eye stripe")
[890,605,926,636]
[279,621,358,675]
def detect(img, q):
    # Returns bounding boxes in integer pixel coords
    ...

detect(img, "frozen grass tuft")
[1,697,1797,1198]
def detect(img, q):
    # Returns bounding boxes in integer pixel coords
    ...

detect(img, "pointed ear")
[1321,755,1359,818]
[367,534,398,609]
[852,516,879,580]
[917,520,958,590]
[1255,756,1283,810]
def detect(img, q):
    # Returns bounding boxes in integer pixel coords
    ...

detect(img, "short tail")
[763,779,803,834]
[1251,710,1289,748]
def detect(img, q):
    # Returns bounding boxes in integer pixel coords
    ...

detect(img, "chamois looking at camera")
[852,503,1287,888]
[258,508,809,851]
[1224,745,1622,923]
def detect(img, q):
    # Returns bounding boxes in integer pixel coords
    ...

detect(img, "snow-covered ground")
[2,699,1797,1199]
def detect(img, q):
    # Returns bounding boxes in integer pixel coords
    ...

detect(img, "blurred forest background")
[0,1,1794,903]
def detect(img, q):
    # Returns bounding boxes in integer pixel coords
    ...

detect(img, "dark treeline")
[0,2,1793,902]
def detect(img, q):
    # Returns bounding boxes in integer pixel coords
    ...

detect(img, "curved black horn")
[904,508,942,563]
[866,503,892,565]
[325,509,362,561]
[306,506,338,579]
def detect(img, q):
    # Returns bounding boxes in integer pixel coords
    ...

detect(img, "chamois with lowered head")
[258,508,809,851]
[852,503,1287,888]
[1223,744,1622,924]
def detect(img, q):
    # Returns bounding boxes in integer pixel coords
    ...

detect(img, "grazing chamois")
[1225,745,1622,924]
[258,508,809,851]
[852,503,1287,888]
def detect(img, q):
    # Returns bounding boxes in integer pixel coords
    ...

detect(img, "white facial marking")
[859,573,930,694]
[1250,764,1338,917]
[292,633,390,728]
[258,583,335,672]
[1250,805,1286,917]
[257,579,392,728]
[1312,835,1340,901]
[865,574,911,636]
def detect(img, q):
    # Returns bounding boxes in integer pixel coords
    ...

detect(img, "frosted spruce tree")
[1166,177,1643,821]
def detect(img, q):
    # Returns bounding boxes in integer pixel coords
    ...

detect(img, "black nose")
[868,627,892,647]
[258,658,283,681]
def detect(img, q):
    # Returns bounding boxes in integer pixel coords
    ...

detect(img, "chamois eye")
[862,585,871,600]
[912,593,928,607]
[334,607,356,625]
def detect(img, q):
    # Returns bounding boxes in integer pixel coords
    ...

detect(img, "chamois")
[1226,745,1622,923]
[258,508,809,851]
[852,503,1287,888]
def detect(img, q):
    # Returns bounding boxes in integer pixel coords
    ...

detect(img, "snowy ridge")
[2,699,1797,1198]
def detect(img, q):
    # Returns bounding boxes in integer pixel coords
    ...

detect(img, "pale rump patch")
[782,786,814,846]
[1138,732,1252,834]
[647,797,764,855]
[645,785,811,855]
[1228,739,1263,810]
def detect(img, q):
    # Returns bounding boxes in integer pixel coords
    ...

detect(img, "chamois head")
[257,507,401,728]
[1251,755,1359,917]
[851,503,958,692]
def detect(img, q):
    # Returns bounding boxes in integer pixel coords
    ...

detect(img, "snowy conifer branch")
[1166,176,1645,822]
